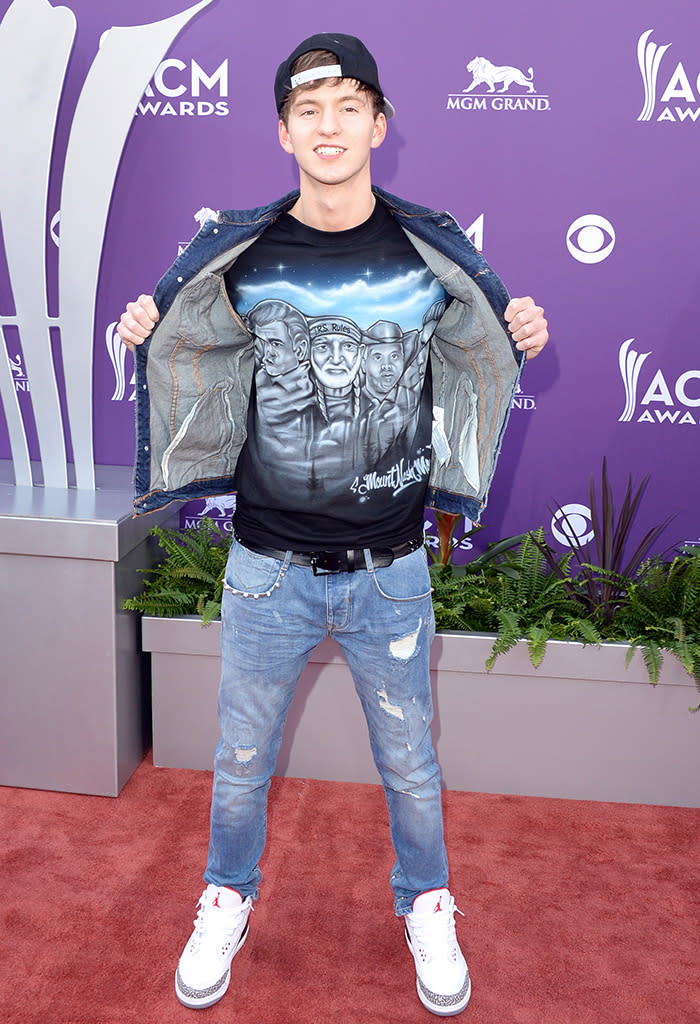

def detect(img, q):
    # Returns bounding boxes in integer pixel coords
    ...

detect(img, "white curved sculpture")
[0,0,214,488]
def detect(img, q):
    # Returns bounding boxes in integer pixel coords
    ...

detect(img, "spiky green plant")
[537,458,674,625]
[123,518,232,624]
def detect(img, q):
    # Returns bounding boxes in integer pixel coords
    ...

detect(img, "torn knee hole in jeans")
[233,745,257,765]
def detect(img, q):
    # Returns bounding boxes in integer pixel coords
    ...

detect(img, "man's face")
[255,321,300,377]
[278,80,386,191]
[311,333,363,391]
[363,342,404,395]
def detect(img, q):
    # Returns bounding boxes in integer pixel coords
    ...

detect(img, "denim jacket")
[133,186,524,520]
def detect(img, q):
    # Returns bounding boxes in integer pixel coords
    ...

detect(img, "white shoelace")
[190,893,250,953]
[409,897,464,962]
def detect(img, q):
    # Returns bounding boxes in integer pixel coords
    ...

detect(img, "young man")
[118,32,548,1016]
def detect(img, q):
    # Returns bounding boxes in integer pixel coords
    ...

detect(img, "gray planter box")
[143,618,700,807]
[0,465,176,796]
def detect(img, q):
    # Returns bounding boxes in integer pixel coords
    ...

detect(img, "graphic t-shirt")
[224,202,447,551]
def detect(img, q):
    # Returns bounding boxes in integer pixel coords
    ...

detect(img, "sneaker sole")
[416,971,471,1017]
[174,921,249,1009]
[405,928,472,1017]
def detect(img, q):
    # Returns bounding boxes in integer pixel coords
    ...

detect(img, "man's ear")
[371,112,387,150]
[279,119,294,155]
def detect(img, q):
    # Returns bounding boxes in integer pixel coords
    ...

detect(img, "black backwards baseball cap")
[274,33,395,119]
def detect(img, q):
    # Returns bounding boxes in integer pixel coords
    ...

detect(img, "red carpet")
[1,755,699,1024]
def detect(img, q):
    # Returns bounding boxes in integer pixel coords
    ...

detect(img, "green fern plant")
[477,529,602,669]
[605,546,700,707]
[124,501,700,712]
[430,529,602,670]
[123,518,232,624]
[428,531,526,630]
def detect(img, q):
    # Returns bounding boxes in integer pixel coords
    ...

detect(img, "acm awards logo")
[135,57,229,117]
[618,339,700,426]
[447,53,551,112]
[638,29,700,123]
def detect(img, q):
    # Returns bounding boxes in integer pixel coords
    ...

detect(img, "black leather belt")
[235,534,424,575]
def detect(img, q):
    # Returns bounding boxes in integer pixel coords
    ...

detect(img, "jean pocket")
[369,547,433,603]
[223,541,287,598]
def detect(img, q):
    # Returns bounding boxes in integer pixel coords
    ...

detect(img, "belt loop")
[362,547,374,572]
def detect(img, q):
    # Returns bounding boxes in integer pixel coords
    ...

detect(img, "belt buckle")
[310,551,343,575]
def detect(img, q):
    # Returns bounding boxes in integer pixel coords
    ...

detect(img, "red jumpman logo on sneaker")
[212,891,222,908]
[434,896,443,913]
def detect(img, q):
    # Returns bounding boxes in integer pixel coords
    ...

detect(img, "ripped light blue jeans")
[204,539,449,916]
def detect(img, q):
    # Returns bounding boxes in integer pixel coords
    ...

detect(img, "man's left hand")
[504,297,548,360]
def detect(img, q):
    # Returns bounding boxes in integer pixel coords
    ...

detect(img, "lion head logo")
[464,56,535,93]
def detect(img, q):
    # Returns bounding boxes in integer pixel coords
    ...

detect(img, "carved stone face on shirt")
[310,332,364,393]
[362,341,404,397]
[255,320,303,377]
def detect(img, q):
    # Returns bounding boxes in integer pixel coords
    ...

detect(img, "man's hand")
[504,296,548,360]
[117,294,160,353]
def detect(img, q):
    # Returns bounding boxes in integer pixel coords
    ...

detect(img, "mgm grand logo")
[447,55,551,112]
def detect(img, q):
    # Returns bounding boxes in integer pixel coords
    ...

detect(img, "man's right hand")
[117,294,160,352]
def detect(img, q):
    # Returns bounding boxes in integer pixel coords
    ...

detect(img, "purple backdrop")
[1,0,698,559]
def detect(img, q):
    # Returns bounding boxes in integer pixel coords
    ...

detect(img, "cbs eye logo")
[551,504,594,546]
[566,214,615,264]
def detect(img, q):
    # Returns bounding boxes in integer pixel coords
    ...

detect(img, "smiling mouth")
[315,146,345,156]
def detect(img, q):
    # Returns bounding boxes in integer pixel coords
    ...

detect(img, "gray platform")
[0,462,176,796]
